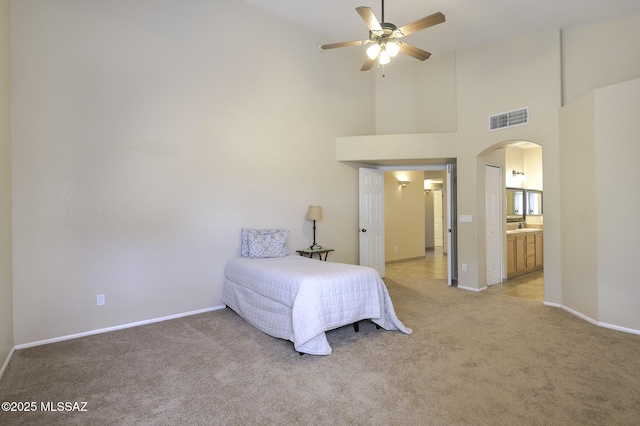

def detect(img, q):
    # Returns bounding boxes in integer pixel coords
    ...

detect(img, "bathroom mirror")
[526,190,543,215]
[506,188,525,222]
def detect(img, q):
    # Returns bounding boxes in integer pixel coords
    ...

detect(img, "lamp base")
[310,219,322,249]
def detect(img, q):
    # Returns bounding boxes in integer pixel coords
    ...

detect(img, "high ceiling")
[242,0,640,59]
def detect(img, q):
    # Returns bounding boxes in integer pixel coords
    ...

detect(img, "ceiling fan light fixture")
[379,49,391,64]
[366,43,381,59]
[386,41,400,57]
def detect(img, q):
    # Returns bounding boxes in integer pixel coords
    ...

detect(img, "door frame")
[371,163,457,286]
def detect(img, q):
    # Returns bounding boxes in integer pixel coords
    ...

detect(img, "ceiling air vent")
[489,107,529,131]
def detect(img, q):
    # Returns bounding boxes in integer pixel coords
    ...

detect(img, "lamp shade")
[366,43,381,59]
[386,41,400,57]
[306,206,323,221]
[379,49,391,65]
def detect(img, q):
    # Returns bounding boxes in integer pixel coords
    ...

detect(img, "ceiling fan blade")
[360,57,375,71]
[398,12,445,37]
[318,40,370,50]
[356,6,383,32]
[399,42,431,61]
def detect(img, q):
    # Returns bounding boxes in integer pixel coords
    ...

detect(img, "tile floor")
[491,269,544,301]
[385,247,544,302]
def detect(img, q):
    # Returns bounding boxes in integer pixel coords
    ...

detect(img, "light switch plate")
[459,215,472,223]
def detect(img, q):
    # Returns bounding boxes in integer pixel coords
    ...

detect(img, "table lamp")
[306,206,323,249]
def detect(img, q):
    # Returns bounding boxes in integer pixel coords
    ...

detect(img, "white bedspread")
[223,255,411,355]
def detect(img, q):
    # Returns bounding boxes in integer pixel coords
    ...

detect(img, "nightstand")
[296,247,334,261]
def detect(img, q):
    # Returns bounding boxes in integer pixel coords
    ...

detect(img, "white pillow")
[241,229,289,258]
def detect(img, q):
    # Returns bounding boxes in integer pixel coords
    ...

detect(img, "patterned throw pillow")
[241,229,289,258]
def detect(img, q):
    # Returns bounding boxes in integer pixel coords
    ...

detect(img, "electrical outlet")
[462,264,467,272]
[96,294,105,306]
[395,246,398,252]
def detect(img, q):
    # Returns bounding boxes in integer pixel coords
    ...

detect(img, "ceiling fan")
[318,1,445,71]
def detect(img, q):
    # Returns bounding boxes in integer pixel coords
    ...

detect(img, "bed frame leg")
[353,321,381,332]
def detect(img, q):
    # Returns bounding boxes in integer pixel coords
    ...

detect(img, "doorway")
[360,164,457,286]
[481,141,544,301]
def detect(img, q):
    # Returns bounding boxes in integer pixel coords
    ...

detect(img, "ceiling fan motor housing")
[369,22,402,41]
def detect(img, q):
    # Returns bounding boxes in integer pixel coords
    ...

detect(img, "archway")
[477,140,544,301]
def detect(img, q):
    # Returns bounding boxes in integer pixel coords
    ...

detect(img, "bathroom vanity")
[506,228,543,277]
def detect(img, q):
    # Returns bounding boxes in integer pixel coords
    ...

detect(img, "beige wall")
[594,79,640,330]
[0,0,13,369]
[563,15,640,104]
[7,1,640,348]
[558,79,640,331]
[456,29,562,294]
[10,0,374,345]
[416,54,458,133]
[375,53,458,135]
[559,93,598,319]
[384,171,425,262]
[336,133,457,163]
[523,147,543,191]
[505,147,525,189]
[375,62,416,134]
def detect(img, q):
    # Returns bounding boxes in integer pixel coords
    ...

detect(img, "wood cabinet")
[535,233,543,266]
[506,236,517,276]
[507,231,543,278]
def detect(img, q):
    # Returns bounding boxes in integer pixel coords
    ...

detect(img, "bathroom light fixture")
[399,180,409,187]
[512,170,525,178]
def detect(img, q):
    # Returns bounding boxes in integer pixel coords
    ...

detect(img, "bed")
[223,253,412,355]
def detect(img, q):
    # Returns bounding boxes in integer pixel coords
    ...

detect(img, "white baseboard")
[457,285,486,292]
[14,305,227,351]
[557,304,599,326]
[545,302,640,336]
[598,321,640,335]
[0,346,16,381]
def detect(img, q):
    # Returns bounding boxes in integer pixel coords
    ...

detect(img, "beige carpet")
[1,260,640,425]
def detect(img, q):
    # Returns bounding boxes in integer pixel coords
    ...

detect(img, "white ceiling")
[242,0,640,59]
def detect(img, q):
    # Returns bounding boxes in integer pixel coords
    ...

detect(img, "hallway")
[385,247,544,302]
[385,247,448,281]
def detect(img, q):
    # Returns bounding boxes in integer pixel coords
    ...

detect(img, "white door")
[359,168,385,277]
[485,165,502,286]
[433,189,443,247]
